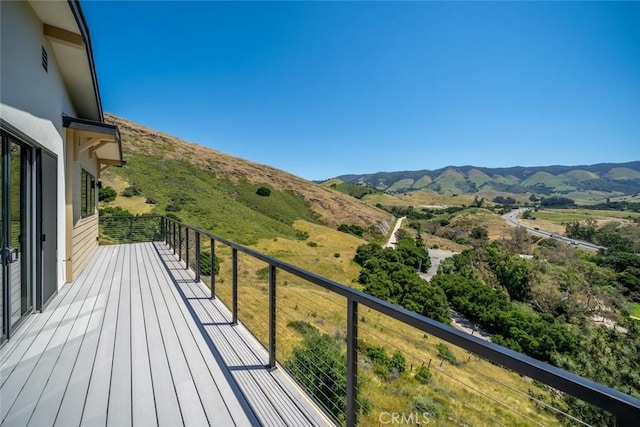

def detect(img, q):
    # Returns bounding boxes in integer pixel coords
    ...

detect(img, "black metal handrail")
[123,215,640,426]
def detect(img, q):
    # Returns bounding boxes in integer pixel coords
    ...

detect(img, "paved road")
[419,249,458,281]
[502,208,605,252]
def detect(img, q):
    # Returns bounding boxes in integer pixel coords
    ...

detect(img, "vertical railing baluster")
[268,264,277,369]
[346,298,359,427]
[172,221,176,254]
[195,231,200,282]
[210,239,216,299]
[232,248,238,325]
[178,224,182,261]
[185,228,190,269]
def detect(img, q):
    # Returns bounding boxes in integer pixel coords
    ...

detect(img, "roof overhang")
[29,0,103,121]
[63,115,122,170]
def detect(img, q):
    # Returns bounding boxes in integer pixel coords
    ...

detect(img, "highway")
[502,208,606,252]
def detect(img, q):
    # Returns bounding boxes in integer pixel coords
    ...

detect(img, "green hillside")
[102,114,392,245]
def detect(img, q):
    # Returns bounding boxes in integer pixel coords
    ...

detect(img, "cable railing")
[98,214,640,426]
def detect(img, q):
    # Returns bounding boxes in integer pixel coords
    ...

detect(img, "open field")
[364,191,477,208]
[197,221,566,426]
[520,208,640,236]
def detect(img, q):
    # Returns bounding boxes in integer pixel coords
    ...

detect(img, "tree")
[494,256,532,302]
[471,226,489,240]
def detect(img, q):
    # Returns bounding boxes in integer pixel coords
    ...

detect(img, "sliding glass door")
[2,133,33,341]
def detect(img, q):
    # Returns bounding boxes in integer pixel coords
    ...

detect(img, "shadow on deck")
[0,242,333,427]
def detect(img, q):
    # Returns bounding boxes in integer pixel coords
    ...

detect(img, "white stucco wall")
[0,0,78,287]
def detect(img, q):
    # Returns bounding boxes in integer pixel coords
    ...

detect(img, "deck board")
[0,242,333,427]
[129,244,158,427]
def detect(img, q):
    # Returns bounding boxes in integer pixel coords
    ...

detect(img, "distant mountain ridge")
[333,162,640,200]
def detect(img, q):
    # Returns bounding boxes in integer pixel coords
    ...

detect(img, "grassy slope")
[103,113,392,244]
[209,220,558,426]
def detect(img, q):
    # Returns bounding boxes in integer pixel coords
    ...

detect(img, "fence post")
[178,224,182,261]
[172,221,176,254]
[232,248,238,325]
[346,298,359,427]
[210,239,216,299]
[185,228,190,269]
[268,264,277,370]
[195,231,200,282]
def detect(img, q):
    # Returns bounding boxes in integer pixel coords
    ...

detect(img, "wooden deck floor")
[0,242,333,427]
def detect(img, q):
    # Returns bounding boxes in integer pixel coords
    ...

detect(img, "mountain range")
[334,162,640,201]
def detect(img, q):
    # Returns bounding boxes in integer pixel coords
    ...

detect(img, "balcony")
[2,215,639,426]
[0,240,332,426]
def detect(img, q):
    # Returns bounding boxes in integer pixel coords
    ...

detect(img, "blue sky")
[83,1,640,181]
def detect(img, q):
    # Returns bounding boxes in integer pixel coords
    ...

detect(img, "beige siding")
[73,150,98,224]
[72,215,98,278]
[71,149,99,277]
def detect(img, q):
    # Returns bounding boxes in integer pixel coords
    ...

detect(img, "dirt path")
[384,216,406,248]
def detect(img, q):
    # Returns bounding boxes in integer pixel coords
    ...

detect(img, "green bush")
[286,330,347,419]
[436,343,458,365]
[121,184,142,197]
[256,186,271,197]
[414,365,432,384]
[99,186,117,203]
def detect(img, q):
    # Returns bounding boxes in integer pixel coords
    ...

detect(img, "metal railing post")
[210,239,216,299]
[346,298,359,427]
[232,248,238,325]
[185,228,190,269]
[178,224,182,261]
[172,221,176,254]
[195,231,200,282]
[268,264,277,370]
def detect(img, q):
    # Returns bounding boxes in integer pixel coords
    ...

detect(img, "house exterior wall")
[0,0,88,285]
[71,146,99,277]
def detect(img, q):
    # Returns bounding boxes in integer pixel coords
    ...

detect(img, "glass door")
[2,133,33,340]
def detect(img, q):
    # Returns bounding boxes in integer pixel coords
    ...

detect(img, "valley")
[98,114,639,426]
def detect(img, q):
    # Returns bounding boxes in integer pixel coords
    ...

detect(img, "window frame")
[80,169,96,218]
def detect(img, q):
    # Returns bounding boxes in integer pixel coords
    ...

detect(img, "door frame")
[1,128,47,341]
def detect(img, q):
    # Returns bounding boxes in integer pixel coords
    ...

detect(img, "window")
[81,169,95,217]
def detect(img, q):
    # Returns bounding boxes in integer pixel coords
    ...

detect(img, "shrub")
[307,241,318,247]
[145,197,157,204]
[99,186,117,203]
[414,365,432,383]
[286,332,347,419]
[256,186,271,197]
[198,251,220,276]
[121,184,142,197]
[436,343,458,365]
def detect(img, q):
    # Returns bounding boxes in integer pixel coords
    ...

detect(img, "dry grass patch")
[520,208,640,236]
[99,171,153,214]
